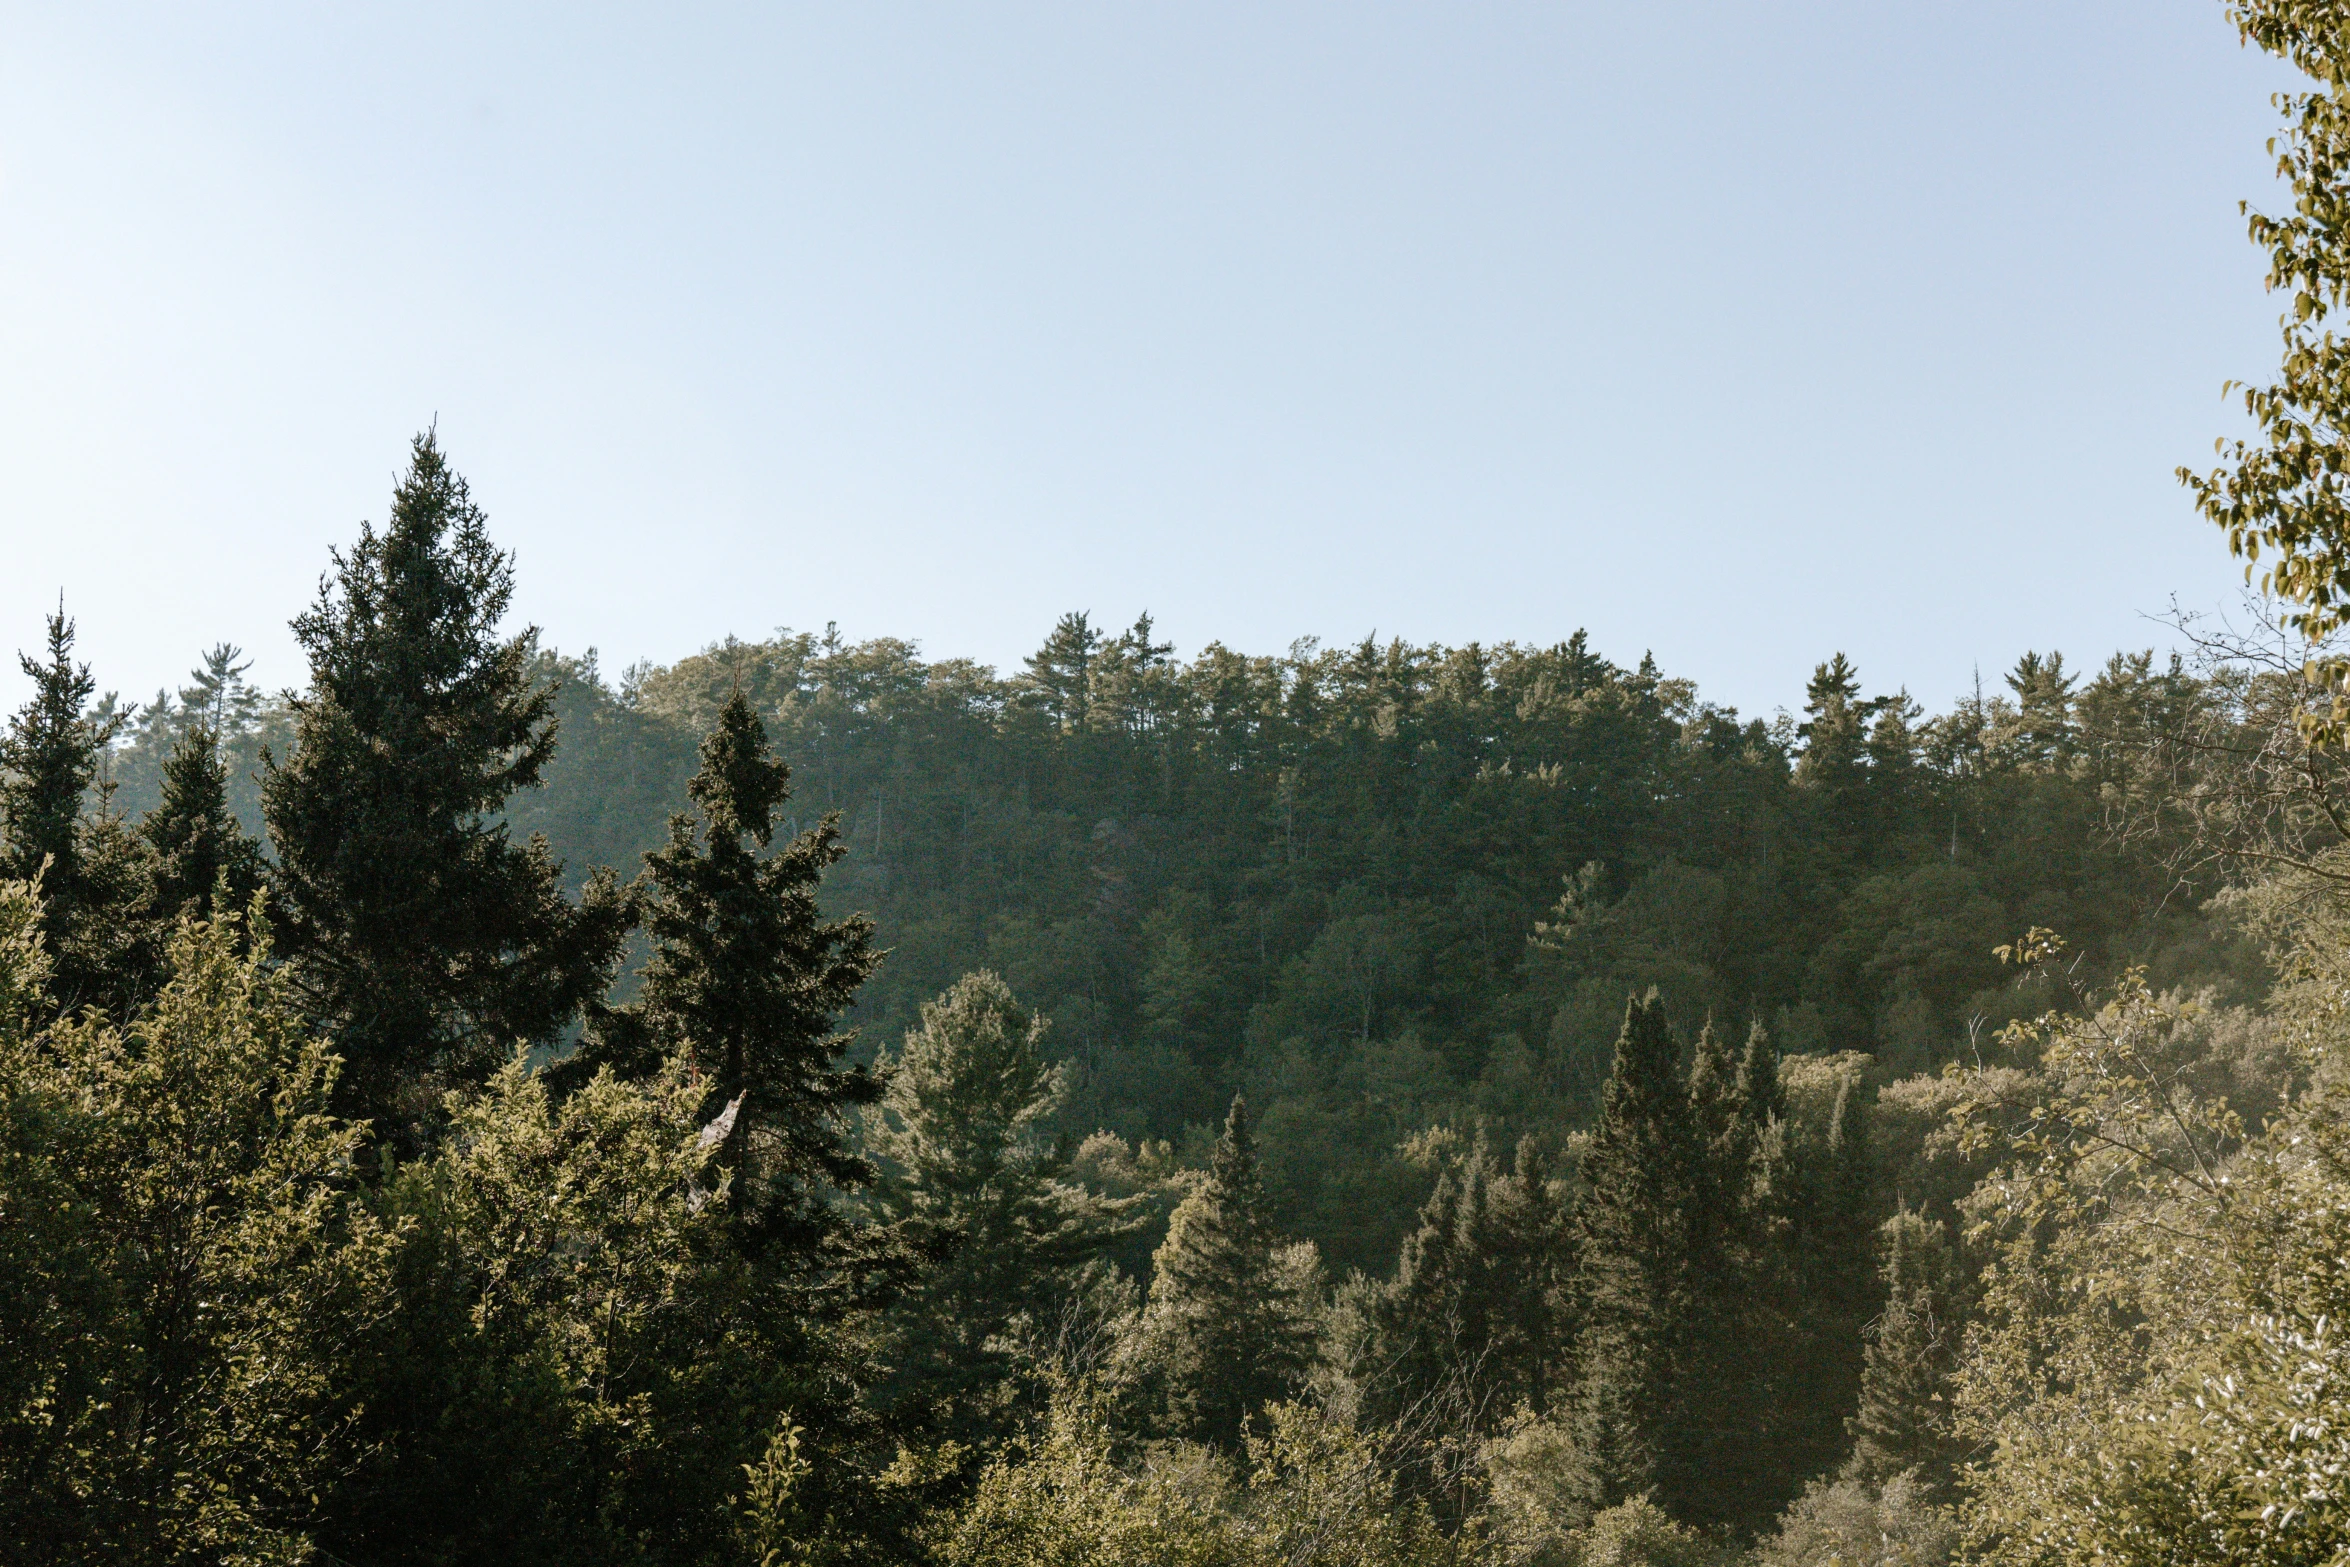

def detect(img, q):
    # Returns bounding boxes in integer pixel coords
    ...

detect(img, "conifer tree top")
[1736,1020,1783,1125]
[289,428,552,807]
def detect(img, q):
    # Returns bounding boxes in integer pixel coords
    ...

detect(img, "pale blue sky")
[0,2,2305,721]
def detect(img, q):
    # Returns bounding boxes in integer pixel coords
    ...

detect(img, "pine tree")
[1846,1209,1966,1491]
[865,971,1142,1433]
[2003,651,2077,767]
[1565,992,1698,1516]
[0,606,150,1015]
[1795,654,1869,795]
[179,643,262,739]
[1140,1095,1319,1444]
[1791,654,1889,908]
[142,724,264,922]
[1018,612,1102,733]
[0,610,97,894]
[261,431,629,1129]
[578,689,881,1252]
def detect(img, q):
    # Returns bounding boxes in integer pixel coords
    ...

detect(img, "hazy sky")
[0,2,2307,722]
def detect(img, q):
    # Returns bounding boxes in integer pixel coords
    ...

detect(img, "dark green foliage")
[865,971,1143,1436]
[141,723,264,922]
[319,694,908,1567]
[1141,1095,1320,1444]
[504,649,698,883]
[1363,1132,1573,1447]
[493,624,2217,1280]
[1016,610,1103,732]
[1738,1017,1785,1122]
[0,610,100,898]
[260,431,629,1128]
[1564,992,1700,1515]
[0,606,150,1016]
[1676,1020,1781,1533]
[1556,1005,1863,1536]
[11,509,2292,1559]
[1771,1070,1882,1497]
[574,689,882,1251]
[1688,1022,1868,1534]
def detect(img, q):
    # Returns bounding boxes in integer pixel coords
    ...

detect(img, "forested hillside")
[104,611,2251,1274]
[12,3,2350,1561]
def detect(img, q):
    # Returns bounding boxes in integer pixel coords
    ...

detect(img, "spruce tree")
[1565,992,1698,1518]
[1488,1136,1573,1420]
[261,431,629,1129]
[0,607,149,1015]
[1845,1208,1967,1491]
[1368,1143,1493,1437]
[1368,1132,1571,1443]
[1141,1095,1319,1444]
[1779,1074,1881,1485]
[865,971,1142,1433]
[1675,1020,1785,1533]
[142,724,264,922]
[1736,1017,1786,1126]
[578,689,881,1251]
[0,610,97,895]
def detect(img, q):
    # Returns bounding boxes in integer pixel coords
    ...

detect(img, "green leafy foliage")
[2183,0,2350,741]
[0,892,397,1564]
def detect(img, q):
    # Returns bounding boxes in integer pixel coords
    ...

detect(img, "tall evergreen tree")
[1488,1136,1574,1420]
[1845,1208,1967,1491]
[0,610,97,895]
[1368,1141,1495,1439]
[577,689,881,1252]
[1367,1132,1572,1446]
[261,431,629,1129]
[865,971,1142,1434]
[1140,1095,1319,1444]
[1018,612,1102,733]
[1736,1017,1785,1126]
[1674,1020,1790,1533]
[142,724,264,923]
[1779,1074,1881,1485]
[1791,653,1891,911]
[1565,992,1700,1519]
[0,606,149,1015]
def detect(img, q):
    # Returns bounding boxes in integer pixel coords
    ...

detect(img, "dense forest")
[12,3,2350,1563]
[98,599,2252,1280]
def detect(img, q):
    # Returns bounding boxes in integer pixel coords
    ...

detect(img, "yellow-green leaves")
[0,895,396,1562]
[2185,4,2350,744]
